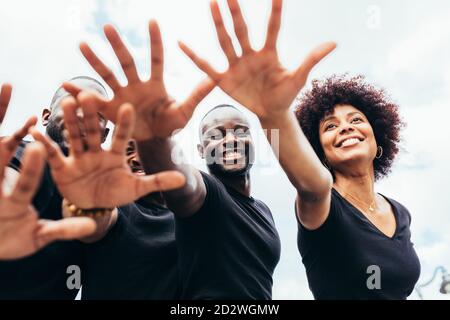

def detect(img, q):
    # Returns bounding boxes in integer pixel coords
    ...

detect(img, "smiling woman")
[291,74,421,299]
[296,74,404,181]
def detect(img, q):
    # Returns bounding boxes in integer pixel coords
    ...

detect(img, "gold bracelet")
[63,199,114,218]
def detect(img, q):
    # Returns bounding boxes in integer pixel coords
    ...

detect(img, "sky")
[1,0,449,300]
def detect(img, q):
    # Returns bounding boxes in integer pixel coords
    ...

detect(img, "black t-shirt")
[81,200,179,300]
[0,141,83,300]
[297,188,421,300]
[175,171,281,300]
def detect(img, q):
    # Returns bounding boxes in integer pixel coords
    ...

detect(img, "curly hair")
[295,74,404,180]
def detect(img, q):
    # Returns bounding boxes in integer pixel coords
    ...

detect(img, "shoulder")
[297,188,345,233]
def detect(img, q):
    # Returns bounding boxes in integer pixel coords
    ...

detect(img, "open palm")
[179,0,336,121]
[31,93,185,209]
[67,21,214,141]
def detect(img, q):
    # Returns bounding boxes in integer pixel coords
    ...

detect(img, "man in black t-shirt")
[79,23,281,299]
[141,106,281,299]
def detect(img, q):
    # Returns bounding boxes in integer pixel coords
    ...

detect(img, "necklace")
[335,185,376,212]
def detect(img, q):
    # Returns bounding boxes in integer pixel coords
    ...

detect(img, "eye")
[325,123,337,131]
[205,129,223,141]
[235,130,249,138]
[351,117,363,124]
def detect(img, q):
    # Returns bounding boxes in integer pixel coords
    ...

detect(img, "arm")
[179,0,335,229]
[137,138,206,217]
[261,113,333,230]
[77,21,214,218]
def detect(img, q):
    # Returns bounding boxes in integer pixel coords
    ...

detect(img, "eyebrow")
[203,123,250,136]
[321,111,363,124]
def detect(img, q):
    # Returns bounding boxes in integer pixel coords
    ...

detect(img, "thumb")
[134,170,186,198]
[293,42,337,89]
[36,218,97,247]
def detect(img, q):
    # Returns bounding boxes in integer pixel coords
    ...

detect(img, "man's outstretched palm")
[66,21,214,141]
[32,93,185,209]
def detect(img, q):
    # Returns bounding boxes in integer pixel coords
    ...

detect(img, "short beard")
[207,158,253,178]
[45,121,69,156]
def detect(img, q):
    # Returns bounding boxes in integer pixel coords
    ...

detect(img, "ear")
[197,144,205,159]
[102,127,110,143]
[42,108,51,127]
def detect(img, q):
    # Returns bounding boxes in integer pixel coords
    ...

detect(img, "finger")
[180,78,216,122]
[0,83,12,124]
[149,20,165,81]
[264,0,283,50]
[80,42,121,92]
[110,103,135,155]
[77,90,114,122]
[178,41,221,82]
[210,0,238,64]
[61,82,82,97]
[293,42,337,88]
[61,96,85,157]
[135,170,186,198]
[9,142,45,204]
[30,128,65,172]
[36,218,97,245]
[104,24,140,84]
[2,116,38,155]
[78,92,103,153]
[227,0,253,54]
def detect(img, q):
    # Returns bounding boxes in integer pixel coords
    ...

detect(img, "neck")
[333,166,376,206]
[212,171,251,197]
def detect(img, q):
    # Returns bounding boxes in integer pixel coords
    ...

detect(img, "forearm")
[136,138,206,216]
[260,112,332,200]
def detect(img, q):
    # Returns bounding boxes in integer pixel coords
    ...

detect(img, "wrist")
[62,198,114,218]
[259,110,296,129]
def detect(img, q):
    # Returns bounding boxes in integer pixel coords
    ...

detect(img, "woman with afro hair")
[293,75,421,299]
[181,0,420,299]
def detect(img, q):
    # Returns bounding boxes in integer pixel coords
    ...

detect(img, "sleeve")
[296,189,343,237]
[175,171,225,225]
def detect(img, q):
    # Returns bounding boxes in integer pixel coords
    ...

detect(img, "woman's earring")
[376,146,383,159]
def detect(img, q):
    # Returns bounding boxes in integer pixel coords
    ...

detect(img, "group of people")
[0,0,420,300]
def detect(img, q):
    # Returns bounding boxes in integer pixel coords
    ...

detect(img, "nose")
[339,123,355,135]
[223,131,238,147]
[127,156,140,167]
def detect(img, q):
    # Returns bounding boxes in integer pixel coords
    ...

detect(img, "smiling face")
[198,106,255,177]
[319,104,378,173]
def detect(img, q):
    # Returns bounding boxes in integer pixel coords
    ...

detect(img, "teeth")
[341,138,360,147]
[224,151,240,160]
